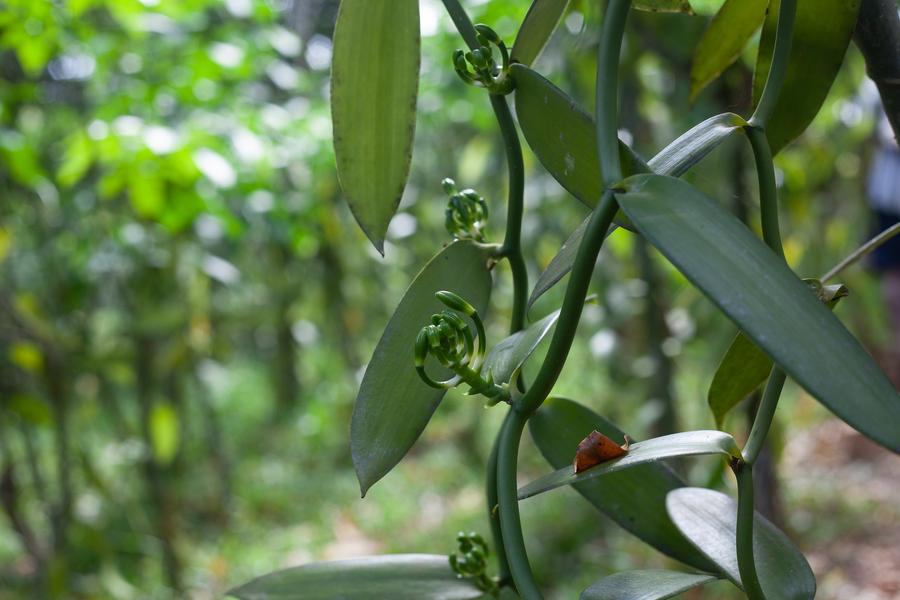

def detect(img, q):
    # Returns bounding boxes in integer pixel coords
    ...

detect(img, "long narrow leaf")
[616,175,900,453]
[511,0,570,67]
[519,430,739,500]
[581,570,718,600]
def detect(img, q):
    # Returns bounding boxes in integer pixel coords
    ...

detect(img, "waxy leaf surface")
[228,554,489,599]
[351,241,493,496]
[667,488,815,599]
[581,570,718,600]
[616,174,900,453]
[520,430,739,500]
[483,308,560,386]
[529,398,717,571]
[690,0,768,100]
[511,0,570,67]
[331,0,419,253]
[753,0,860,153]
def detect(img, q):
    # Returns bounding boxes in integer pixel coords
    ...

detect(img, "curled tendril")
[414,291,509,404]
[449,531,499,594]
[453,24,513,95]
[442,178,489,242]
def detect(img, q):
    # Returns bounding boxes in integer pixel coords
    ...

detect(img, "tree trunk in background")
[193,370,232,522]
[134,336,182,593]
[274,295,299,415]
[855,0,900,143]
[43,353,72,560]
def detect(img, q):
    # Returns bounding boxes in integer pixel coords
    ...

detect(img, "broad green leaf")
[708,281,849,427]
[529,398,717,572]
[149,403,179,465]
[690,0,768,100]
[519,430,739,500]
[511,64,646,211]
[6,394,52,426]
[666,488,816,598]
[351,241,493,496]
[647,112,748,177]
[581,570,718,600]
[483,309,560,386]
[634,0,693,13]
[753,0,861,153]
[331,0,420,254]
[511,0,570,67]
[616,174,900,453]
[528,112,745,309]
[227,554,489,599]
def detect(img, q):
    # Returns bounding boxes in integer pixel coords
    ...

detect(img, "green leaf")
[227,554,489,599]
[690,0,768,100]
[483,309,560,386]
[708,280,849,427]
[519,430,739,500]
[149,403,179,466]
[351,241,493,496]
[529,398,717,572]
[634,0,693,13]
[708,333,772,428]
[666,488,816,598]
[331,0,420,254]
[511,0,570,67]
[528,112,745,309]
[581,570,718,600]
[616,174,900,453]
[6,394,52,426]
[511,64,646,211]
[753,0,861,153]
[647,112,748,177]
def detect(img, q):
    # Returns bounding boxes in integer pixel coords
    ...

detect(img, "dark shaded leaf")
[351,241,493,496]
[528,398,717,572]
[331,0,420,253]
[634,0,693,13]
[667,488,815,599]
[617,174,900,453]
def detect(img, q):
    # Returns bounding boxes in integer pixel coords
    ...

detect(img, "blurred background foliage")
[0,0,897,598]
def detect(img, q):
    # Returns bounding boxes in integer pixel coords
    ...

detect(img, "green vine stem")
[486,412,512,584]
[734,461,766,600]
[821,221,900,282]
[742,368,787,465]
[747,126,784,259]
[750,0,798,128]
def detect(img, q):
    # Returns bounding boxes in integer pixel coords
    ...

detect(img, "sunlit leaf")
[331,0,420,254]
[511,0,570,67]
[0,228,10,263]
[519,430,739,500]
[529,398,717,571]
[9,341,44,373]
[690,0,768,100]
[149,403,179,465]
[352,241,493,496]
[666,488,815,598]
[616,174,900,453]
[581,570,718,600]
[753,0,861,153]
[227,554,490,599]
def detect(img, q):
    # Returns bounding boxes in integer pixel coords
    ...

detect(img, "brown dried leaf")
[573,431,630,474]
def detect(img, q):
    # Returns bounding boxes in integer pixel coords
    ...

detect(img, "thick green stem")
[750,0,798,128]
[485,412,511,585]
[734,462,766,600]
[490,94,528,334]
[743,368,787,465]
[440,0,480,50]
[747,126,784,259]
[497,409,541,599]
[597,0,633,186]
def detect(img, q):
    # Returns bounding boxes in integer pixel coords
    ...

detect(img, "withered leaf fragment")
[573,431,630,474]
